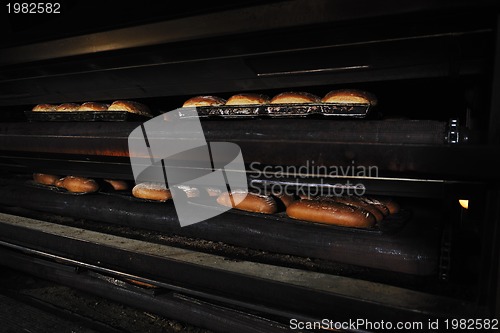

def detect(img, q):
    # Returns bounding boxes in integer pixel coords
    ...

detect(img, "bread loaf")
[225,93,269,105]
[108,100,152,117]
[322,89,377,106]
[33,173,60,186]
[132,182,171,201]
[55,103,80,112]
[270,92,320,104]
[183,96,226,107]
[286,199,375,228]
[32,104,56,112]
[78,102,109,111]
[217,191,277,214]
[59,176,99,193]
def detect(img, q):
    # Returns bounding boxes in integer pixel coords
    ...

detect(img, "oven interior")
[0,1,499,329]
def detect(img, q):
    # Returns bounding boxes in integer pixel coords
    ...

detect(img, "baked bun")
[322,89,377,106]
[32,104,56,112]
[104,179,129,191]
[108,100,152,117]
[270,92,320,104]
[59,176,99,193]
[33,173,60,186]
[217,191,277,214]
[55,103,80,112]
[78,102,109,111]
[132,182,172,201]
[286,199,375,228]
[183,96,226,107]
[225,93,269,105]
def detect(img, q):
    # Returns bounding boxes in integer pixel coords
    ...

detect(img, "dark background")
[0,0,273,47]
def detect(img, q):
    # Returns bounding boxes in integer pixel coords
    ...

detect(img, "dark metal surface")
[0,179,440,275]
[0,246,297,333]
[0,0,495,66]
[0,4,495,105]
[0,212,482,322]
[0,120,497,183]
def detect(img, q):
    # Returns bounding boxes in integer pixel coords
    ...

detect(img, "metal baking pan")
[24,111,152,122]
[179,103,371,119]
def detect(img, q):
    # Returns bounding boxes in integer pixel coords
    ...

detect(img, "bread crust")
[32,104,56,112]
[60,176,99,193]
[78,102,109,111]
[225,93,269,105]
[132,182,172,201]
[217,191,277,214]
[108,100,152,116]
[183,96,226,107]
[55,103,80,112]
[286,199,375,228]
[33,173,60,186]
[322,89,377,105]
[104,179,129,191]
[329,196,384,222]
[270,92,320,104]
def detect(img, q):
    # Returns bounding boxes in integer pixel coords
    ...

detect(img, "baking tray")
[24,111,152,122]
[176,103,371,119]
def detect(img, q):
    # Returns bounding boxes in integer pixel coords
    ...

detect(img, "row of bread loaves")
[32,100,151,116]
[183,89,377,107]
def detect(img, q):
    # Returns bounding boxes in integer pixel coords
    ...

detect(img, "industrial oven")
[0,1,500,331]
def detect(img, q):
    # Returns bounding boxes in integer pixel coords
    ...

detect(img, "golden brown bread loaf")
[59,176,99,193]
[225,93,269,105]
[103,179,129,191]
[132,182,172,201]
[33,173,60,186]
[270,92,320,104]
[78,102,109,111]
[55,103,80,112]
[322,89,377,106]
[217,191,277,214]
[286,199,375,228]
[32,104,57,112]
[108,100,152,116]
[183,96,227,107]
